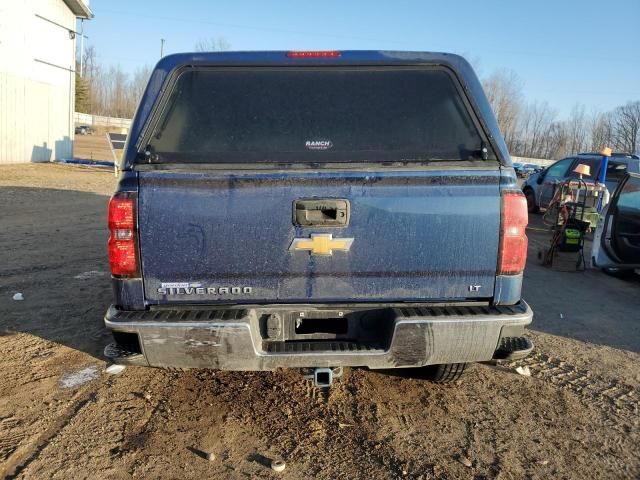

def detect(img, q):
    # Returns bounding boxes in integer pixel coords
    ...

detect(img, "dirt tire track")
[0,417,25,465]
[1,390,97,479]
[514,351,639,422]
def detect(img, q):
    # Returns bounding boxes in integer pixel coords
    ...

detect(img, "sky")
[81,0,639,118]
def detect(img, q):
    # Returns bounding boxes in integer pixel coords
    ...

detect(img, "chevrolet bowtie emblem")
[289,234,354,256]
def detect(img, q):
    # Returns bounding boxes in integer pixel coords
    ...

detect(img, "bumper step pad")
[104,342,147,366]
[263,341,384,354]
[493,336,534,361]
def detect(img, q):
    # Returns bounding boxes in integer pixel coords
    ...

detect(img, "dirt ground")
[0,164,639,479]
[73,128,122,163]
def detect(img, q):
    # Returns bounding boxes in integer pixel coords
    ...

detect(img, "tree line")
[75,38,231,119]
[75,46,639,158]
[75,45,152,119]
[483,70,639,158]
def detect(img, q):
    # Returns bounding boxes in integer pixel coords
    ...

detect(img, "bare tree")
[80,45,97,79]
[612,101,640,154]
[519,101,557,158]
[482,70,524,153]
[588,110,614,152]
[79,45,99,111]
[128,66,153,113]
[542,122,568,159]
[109,66,129,117]
[194,37,231,52]
[565,104,589,154]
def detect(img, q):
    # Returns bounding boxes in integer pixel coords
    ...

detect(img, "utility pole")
[160,38,165,58]
[79,19,85,77]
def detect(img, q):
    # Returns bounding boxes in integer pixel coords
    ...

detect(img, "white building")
[0,0,92,164]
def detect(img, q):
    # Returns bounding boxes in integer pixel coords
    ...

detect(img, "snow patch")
[59,365,99,389]
[74,270,106,280]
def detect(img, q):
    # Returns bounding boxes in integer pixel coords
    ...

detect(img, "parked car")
[524,163,544,174]
[522,153,640,213]
[75,125,94,135]
[513,163,540,178]
[513,162,525,176]
[103,50,533,386]
[592,173,640,275]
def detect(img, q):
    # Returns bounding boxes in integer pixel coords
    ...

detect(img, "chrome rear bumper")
[104,301,533,370]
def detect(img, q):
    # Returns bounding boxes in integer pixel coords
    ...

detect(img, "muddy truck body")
[104,51,533,382]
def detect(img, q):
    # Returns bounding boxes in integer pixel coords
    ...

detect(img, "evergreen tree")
[75,68,90,113]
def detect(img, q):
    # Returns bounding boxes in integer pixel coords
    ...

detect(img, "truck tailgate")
[137,168,500,304]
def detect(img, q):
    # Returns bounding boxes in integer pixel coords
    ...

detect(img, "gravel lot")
[1,164,639,479]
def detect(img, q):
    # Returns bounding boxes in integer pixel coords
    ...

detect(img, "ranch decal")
[305,139,333,150]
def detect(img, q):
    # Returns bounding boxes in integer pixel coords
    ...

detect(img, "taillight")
[108,194,139,277]
[286,51,341,58]
[498,191,528,275]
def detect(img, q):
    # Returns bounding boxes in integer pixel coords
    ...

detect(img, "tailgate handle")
[294,199,350,227]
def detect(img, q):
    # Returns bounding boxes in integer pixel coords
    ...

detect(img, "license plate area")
[288,310,350,340]
[259,308,394,346]
[294,316,348,335]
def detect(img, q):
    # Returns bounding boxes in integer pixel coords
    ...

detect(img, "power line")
[91,8,636,65]
[92,8,408,44]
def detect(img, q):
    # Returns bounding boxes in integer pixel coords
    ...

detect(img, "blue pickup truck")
[104,51,533,384]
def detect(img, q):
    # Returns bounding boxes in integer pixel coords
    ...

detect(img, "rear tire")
[524,188,539,214]
[421,363,467,383]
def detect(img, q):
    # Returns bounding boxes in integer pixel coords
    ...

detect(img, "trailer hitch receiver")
[305,367,343,388]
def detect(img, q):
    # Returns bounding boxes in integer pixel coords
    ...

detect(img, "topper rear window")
[142,67,493,163]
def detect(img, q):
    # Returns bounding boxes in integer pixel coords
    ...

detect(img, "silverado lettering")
[157,286,252,295]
